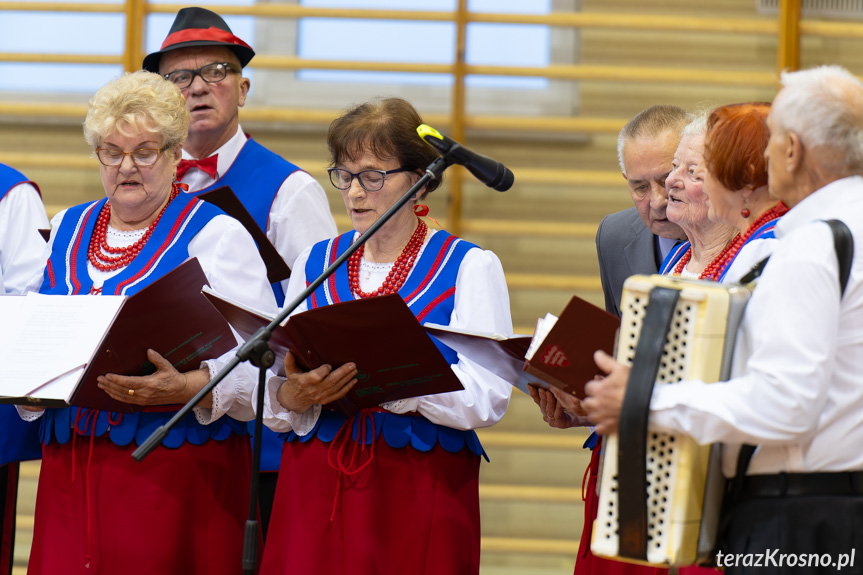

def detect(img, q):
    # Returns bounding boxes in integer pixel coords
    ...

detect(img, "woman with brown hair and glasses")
[258,97,513,575]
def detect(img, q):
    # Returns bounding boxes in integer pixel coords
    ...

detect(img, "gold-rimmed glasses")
[95,145,170,167]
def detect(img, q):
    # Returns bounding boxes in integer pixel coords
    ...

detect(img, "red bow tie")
[177,155,219,180]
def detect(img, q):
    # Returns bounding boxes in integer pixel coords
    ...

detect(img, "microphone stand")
[132,155,452,575]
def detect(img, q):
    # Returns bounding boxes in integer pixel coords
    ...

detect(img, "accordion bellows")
[591,274,751,567]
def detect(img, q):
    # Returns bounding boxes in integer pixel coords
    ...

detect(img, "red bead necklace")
[87,182,182,272]
[675,235,739,280]
[348,218,428,298]
[674,203,787,280]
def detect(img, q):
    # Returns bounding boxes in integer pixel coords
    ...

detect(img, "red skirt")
[0,463,17,574]
[260,433,482,575]
[28,434,253,575]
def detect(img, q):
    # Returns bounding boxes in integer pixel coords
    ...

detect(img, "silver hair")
[681,107,711,138]
[773,65,863,174]
[617,105,691,173]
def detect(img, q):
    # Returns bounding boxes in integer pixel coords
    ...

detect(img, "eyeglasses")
[163,62,241,90]
[95,145,170,167]
[327,167,412,192]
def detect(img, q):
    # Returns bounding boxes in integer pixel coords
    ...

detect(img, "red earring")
[741,200,750,218]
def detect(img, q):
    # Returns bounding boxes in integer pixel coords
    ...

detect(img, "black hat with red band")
[142,7,255,73]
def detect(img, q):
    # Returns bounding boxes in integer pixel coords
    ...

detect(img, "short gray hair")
[772,65,863,175]
[84,70,189,150]
[617,105,691,172]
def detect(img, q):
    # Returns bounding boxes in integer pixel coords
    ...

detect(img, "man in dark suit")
[596,105,689,316]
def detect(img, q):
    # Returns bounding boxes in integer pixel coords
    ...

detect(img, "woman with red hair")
[701,102,788,282]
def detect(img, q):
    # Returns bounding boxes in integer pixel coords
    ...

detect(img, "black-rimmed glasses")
[327,167,412,192]
[95,145,170,167]
[163,62,241,90]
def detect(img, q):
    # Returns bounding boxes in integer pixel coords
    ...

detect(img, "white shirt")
[657,235,678,263]
[0,183,49,294]
[179,125,338,294]
[22,209,279,424]
[650,176,863,476]
[250,229,513,435]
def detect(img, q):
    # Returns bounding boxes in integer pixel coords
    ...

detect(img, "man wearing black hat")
[143,6,337,539]
[143,7,336,292]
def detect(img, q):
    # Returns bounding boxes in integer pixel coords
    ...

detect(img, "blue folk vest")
[191,138,302,307]
[0,163,39,202]
[284,229,487,459]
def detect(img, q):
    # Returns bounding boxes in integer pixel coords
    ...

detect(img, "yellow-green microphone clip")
[417,124,443,142]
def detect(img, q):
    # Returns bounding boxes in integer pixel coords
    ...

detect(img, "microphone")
[417,124,514,192]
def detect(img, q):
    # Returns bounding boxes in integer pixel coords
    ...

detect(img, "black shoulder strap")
[737,257,768,285]
[824,219,854,297]
[737,218,854,295]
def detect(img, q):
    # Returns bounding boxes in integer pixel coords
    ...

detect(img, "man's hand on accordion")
[527,384,590,429]
[583,350,629,435]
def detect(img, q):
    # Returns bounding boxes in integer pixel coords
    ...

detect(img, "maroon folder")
[196,185,292,283]
[8,258,238,413]
[203,291,464,417]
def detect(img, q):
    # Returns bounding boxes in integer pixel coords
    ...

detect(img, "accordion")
[591,274,751,567]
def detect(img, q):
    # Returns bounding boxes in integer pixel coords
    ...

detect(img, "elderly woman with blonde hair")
[21,70,276,575]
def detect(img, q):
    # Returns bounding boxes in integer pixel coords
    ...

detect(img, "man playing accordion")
[585,65,863,574]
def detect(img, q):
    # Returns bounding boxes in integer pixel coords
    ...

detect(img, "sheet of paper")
[423,323,535,394]
[422,322,518,341]
[28,366,86,402]
[202,285,277,322]
[0,293,124,397]
[525,313,558,361]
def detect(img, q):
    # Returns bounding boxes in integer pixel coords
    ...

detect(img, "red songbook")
[426,295,618,399]
[522,295,620,399]
[202,290,465,417]
[0,258,237,413]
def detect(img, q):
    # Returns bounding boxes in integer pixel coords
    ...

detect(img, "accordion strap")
[824,219,854,297]
[738,219,854,294]
[617,286,680,560]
